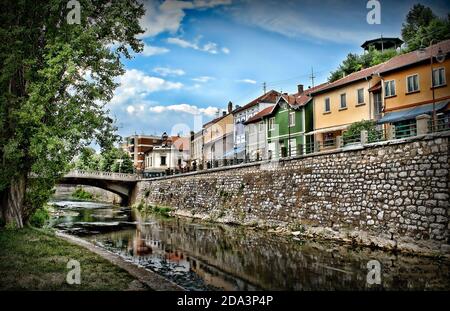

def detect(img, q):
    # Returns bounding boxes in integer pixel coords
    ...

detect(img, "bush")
[72,187,95,200]
[29,206,50,228]
[343,120,379,143]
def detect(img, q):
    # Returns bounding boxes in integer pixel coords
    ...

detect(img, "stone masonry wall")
[133,132,450,255]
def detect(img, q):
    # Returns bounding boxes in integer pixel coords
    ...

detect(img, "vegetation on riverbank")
[0,227,146,290]
[71,187,96,201]
[134,201,172,217]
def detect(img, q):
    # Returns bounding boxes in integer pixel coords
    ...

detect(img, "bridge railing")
[65,170,138,181]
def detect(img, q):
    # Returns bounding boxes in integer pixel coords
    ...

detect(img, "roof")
[311,63,385,95]
[171,136,190,151]
[203,112,232,128]
[361,37,403,49]
[233,90,280,114]
[313,39,450,96]
[245,105,276,124]
[377,39,450,74]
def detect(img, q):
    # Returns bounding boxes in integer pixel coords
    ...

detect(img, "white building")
[143,136,190,177]
[232,90,279,160]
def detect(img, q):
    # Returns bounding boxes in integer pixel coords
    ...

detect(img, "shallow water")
[49,199,450,291]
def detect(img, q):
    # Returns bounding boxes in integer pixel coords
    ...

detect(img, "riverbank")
[0,227,178,290]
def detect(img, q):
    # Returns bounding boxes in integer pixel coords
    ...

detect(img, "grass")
[134,201,172,217]
[0,227,145,290]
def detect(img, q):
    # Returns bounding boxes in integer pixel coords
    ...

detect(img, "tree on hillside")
[0,1,144,228]
[329,48,399,82]
[401,5,450,51]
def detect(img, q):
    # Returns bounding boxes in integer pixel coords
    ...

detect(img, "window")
[340,93,347,109]
[357,88,364,104]
[289,111,295,127]
[406,74,419,93]
[432,67,446,87]
[324,98,330,112]
[384,80,396,97]
[160,155,166,166]
[269,117,275,130]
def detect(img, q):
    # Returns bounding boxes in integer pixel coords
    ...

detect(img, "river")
[48,198,450,291]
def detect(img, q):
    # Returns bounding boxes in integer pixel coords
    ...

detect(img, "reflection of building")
[143,135,190,178]
[121,135,162,172]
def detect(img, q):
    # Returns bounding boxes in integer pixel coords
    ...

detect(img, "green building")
[266,84,326,158]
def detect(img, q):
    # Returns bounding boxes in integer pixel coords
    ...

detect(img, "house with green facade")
[265,83,327,158]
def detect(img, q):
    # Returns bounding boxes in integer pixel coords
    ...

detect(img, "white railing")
[64,170,137,181]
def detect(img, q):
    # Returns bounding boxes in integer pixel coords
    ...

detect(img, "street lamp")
[418,39,446,130]
[116,159,123,173]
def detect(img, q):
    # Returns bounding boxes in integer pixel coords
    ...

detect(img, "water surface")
[49,199,450,291]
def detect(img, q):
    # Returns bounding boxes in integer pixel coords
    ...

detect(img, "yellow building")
[202,110,234,168]
[376,39,450,129]
[310,64,384,148]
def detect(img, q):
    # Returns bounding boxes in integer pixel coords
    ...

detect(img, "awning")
[377,101,449,124]
[308,124,349,135]
[368,81,382,93]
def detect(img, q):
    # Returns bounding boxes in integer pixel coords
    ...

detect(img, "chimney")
[297,84,304,94]
[228,101,233,113]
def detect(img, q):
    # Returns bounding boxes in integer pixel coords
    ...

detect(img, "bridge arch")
[58,171,137,206]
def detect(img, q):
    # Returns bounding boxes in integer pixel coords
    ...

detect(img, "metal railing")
[394,122,417,139]
[429,115,450,133]
[64,170,137,181]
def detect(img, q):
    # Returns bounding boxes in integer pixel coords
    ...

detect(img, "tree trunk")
[1,175,26,228]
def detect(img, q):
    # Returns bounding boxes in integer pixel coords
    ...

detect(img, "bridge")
[59,170,138,205]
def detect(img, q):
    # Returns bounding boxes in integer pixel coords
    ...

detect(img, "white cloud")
[229,1,380,44]
[141,43,170,56]
[110,69,183,106]
[126,104,146,115]
[192,76,215,83]
[167,36,228,54]
[153,67,186,77]
[149,104,219,117]
[237,79,257,84]
[140,0,232,38]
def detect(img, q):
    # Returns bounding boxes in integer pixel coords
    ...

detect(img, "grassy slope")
[0,228,145,291]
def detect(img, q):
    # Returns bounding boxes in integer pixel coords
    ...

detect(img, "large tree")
[401,4,450,52]
[0,0,144,227]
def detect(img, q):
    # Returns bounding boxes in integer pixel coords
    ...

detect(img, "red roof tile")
[377,39,450,74]
[233,90,280,114]
[244,105,276,124]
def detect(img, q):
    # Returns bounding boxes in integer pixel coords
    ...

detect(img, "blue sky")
[108,0,450,138]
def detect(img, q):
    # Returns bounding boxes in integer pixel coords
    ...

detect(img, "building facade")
[310,65,384,150]
[233,90,280,160]
[143,136,190,177]
[376,39,450,133]
[190,130,203,170]
[122,135,163,172]
[203,111,234,168]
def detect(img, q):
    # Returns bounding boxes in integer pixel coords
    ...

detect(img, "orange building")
[203,111,234,168]
[310,65,384,148]
[376,39,450,128]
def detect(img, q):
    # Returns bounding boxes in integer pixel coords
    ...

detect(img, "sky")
[108,0,450,138]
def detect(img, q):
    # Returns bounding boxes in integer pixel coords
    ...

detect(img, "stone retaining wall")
[133,132,450,256]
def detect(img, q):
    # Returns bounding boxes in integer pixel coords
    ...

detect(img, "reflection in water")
[50,200,450,291]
